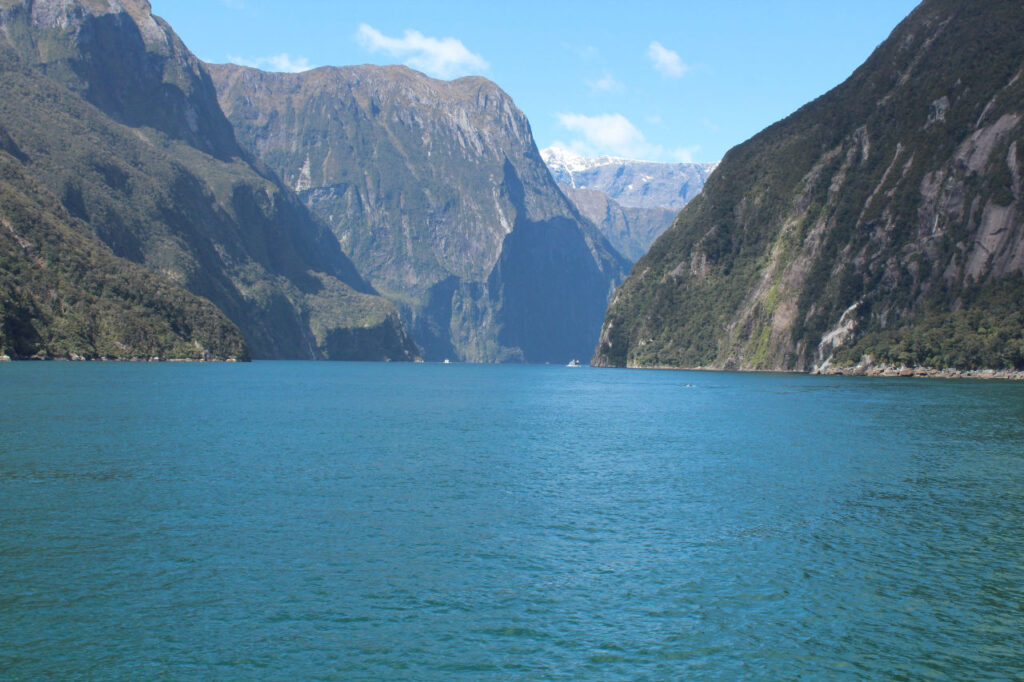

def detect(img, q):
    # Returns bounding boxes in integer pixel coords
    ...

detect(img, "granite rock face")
[211,64,628,362]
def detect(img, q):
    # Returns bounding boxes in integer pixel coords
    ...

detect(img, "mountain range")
[4,0,1020,373]
[594,0,1024,373]
[0,0,627,364]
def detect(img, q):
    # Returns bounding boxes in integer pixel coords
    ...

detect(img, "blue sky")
[153,0,921,164]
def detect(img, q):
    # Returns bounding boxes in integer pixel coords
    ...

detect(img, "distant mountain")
[556,184,677,262]
[211,64,629,363]
[594,0,1024,373]
[0,0,417,360]
[542,146,716,261]
[541,146,717,211]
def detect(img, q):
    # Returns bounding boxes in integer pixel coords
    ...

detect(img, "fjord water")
[1,363,1022,679]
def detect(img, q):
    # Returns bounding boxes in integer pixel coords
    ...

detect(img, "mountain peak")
[0,0,242,160]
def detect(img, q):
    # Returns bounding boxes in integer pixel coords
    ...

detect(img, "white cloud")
[556,112,662,160]
[648,41,688,78]
[587,73,623,94]
[355,24,488,80]
[555,113,701,163]
[228,53,314,73]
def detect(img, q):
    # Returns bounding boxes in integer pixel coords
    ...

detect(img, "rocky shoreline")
[616,359,1024,381]
[813,359,1024,381]
[0,353,243,363]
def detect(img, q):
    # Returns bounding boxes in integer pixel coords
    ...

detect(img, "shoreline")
[812,363,1024,381]
[0,353,243,363]
[596,361,1024,381]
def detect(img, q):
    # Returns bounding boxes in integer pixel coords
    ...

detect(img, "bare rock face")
[595,0,1024,372]
[211,64,628,362]
[0,0,418,360]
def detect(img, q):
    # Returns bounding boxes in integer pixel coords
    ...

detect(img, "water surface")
[1,362,1022,678]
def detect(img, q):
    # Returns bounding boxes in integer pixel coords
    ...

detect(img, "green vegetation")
[595,0,1024,372]
[0,151,248,360]
[835,275,1024,370]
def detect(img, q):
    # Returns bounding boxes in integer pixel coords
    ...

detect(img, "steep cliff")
[210,64,628,362]
[595,0,1024,372]
[0,0,418,360]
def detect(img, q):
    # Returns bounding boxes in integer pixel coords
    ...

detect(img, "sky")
[152,0,922,164]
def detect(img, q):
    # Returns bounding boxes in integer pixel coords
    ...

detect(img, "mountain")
[210,64,629,363]
[0,0,418,361]
[541,146,717,211]
[542,146,716,261]
[594,0,1024,372]
[556,184,677,262]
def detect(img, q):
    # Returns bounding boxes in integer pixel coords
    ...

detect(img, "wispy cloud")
[228,53,314,73]
[587,73,624,94]
[672,146,701,163]
[648,41,688,78]
[355,24,488,79]
[556,112,698,163]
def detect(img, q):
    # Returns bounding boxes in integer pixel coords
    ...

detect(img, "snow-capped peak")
[540,146,633,174]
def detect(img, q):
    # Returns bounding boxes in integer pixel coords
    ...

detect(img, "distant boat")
[443,358,451,364]
[567,359,582,367]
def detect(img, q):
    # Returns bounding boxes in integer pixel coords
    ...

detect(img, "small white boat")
[566,359,581,367]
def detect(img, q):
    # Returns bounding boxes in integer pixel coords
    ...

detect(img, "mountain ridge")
[555,183,677,262]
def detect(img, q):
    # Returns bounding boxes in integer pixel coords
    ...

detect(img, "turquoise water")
[1,362,1023,679]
